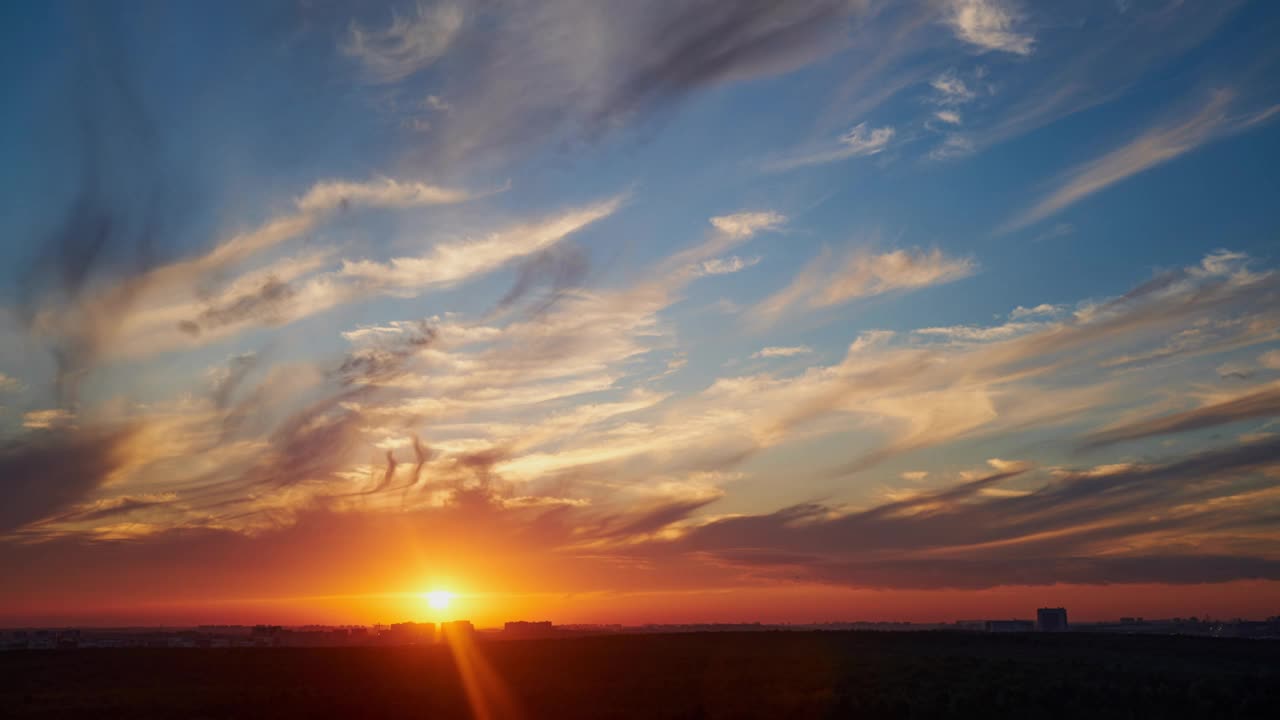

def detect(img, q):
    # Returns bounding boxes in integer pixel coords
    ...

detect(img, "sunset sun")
[425,590,454,611]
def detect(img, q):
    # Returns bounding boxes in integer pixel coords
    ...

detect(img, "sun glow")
[425,590,454,611]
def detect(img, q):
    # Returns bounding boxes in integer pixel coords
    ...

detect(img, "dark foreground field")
[2,632,1277,719]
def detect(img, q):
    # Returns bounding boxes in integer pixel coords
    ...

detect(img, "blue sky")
[1,0,1279,623]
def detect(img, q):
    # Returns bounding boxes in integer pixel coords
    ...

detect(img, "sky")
[1,0,1279,628]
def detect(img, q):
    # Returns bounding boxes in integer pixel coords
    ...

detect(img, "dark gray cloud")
[14,3,318,403]
[48,495,176,525]
[590,0,858,123]
[335,320,437,386]
[181,320,441,517]
[17,19,189,404]
[1082,385,1280,449]
[180,278,297,336]
[0,427,138,534]
[412,0,863,163]
[493,245,590,317]
[595,496,722,541]
[641,437,1280,589]
[211,352,260,409]
[771,554,1280,590]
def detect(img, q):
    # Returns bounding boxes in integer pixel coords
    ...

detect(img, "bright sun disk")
[425,590,453,610]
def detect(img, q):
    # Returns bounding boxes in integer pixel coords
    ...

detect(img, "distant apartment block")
[441,620,476,639]
[984,619,1035,633]
[503,621,557,638]
[1036,607,1069,632]
[382,622,436,644]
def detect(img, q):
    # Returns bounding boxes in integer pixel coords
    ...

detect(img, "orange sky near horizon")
[5,581,1278,629]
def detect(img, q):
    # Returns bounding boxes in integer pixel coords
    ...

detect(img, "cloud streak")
[755,247,975,325]
[653,436,1280,589]
[1004,90,1280,232]
[766,122,896,171]
[342,3,464,83]
[1082,382,1280,449]
[942,0,1034,55]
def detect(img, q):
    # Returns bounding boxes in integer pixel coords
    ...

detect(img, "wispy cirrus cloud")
[648,436,1280,589]
[1003,90,1280,232]
[934,110,962,125]
[942,0,1034,55]
[765,122,896,171]
[411,0,863,164]
[339,196,623,292]
[665,211,785,276]
[1082,381,1280,449]
[115,195,621,354]
[6,228,1280,606]
[342,3,464,83]
[22,409,75,430]
[708,211,786,239]
[930,70,976,105]
[755,247,975,326]
[24,173,479,389]
[695,256,761,277]
[927,133,975,160]
[752,346,813,359]
[914,322,1041,343]
[1009,303,1065,320]
[295,177,473,213]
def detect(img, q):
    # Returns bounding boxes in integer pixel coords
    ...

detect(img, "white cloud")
[295,177,472,214]
[1216,363,1252,381]
[1009,303,1064,320]
[662,212,785,279]
[1004,91,1280,232]
[104,196,619,357]
[442,250,1276,494]
[767,123,894,170]
[342,3,464,83]
[20,241,1280,544]
[23,409,75,430]
[934,110,962,125]
[930,71,975,105]
[818,248,975,307]
[696,256,761,276]
[928,134,975,160]
[986,457,1030,473]
[709,212,786,239]
[840,123,895,155]
[1260,350,1280,370]
[341,196,623,291]
[756,247,975,325]
[915,322,1040,342]
[752,346,813,359]
[0,372,18,392]
[43,174,476,363]
[942,0,1034,55]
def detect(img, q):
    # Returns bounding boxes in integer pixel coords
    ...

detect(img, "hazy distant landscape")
[4,632,1278,719]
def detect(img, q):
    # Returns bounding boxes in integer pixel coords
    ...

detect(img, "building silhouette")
[441,620,476,639]
[504,621,557,638]
[1036,607,1069,632]
[984,619,1035,633]
[383,622,436,644]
